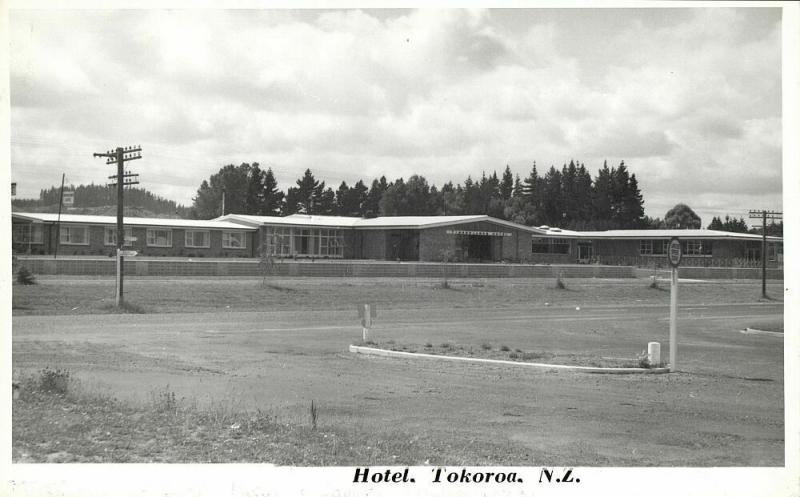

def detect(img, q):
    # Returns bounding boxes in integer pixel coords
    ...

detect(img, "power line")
[748,209,782,299]
[94,145,142,307]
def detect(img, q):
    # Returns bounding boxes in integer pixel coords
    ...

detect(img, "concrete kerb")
[349,345,671,374]
[741,328,783,337]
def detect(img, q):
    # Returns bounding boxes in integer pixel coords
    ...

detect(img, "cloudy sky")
[9,7,783,225]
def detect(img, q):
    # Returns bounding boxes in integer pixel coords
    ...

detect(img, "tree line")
[190,160,651,230]
[12,183,190,218]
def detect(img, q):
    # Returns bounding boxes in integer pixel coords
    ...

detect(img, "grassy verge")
[362,340,643,368]
[12,277,785,316]
[13,371,535,465]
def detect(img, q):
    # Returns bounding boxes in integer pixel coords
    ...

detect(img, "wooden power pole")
[93,146,141,306]
[748,209,782,299]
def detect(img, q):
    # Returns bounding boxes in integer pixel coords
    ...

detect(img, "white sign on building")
[63,190,75,207]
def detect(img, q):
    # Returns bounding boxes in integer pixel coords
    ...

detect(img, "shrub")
[555,271,566,290]
[500,345,510,352]
[440,342,452,349]
[152,386,179,413]
[481,343,492,350]
[508,352,519,359]
[38,367,70,394]
[424,342,433,348]
[637,350,658,368]
[521,352,545,361]
[16,266,36,285]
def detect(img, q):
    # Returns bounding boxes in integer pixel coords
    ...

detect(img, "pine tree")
[260,168,284,215]
[500,165,514,200]
[293,169,322,214]
[542,166,563,226]
[592,160,614,228]
[363,176,389,218]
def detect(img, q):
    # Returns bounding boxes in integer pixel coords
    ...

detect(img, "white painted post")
[647,342,661,367]
[361,303,371,342]
[115,249,122,307]
[669,266,678,372]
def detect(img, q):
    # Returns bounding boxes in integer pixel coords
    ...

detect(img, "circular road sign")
[668,237,682,267]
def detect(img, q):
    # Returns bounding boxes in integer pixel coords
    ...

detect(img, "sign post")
[667,237,682,373]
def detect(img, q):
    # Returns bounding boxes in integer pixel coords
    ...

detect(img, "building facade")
[12,212,782,267]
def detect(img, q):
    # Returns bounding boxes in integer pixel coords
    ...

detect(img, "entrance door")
[466,235,492,261]
[577,242,593,263]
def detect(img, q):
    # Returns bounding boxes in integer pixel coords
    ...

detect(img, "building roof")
[12,212,253,230]
[578,229,782,242]
[12,212,782,242]
[216,213,363,228]
[218,213,547,233]
[353,215,546,232]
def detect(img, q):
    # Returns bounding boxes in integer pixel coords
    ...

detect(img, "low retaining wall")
[633,267,783,280]
[16,256,635,278]
[15,256,783,279]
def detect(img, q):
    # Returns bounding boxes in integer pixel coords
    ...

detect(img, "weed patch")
[38,367,71,395]
[100,301,147,314]
[16,266,37,285]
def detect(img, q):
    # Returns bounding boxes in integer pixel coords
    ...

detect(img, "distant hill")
[11,183,191,218]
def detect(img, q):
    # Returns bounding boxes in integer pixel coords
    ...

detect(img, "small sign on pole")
[119,250,138,257]
[667,237,681,372]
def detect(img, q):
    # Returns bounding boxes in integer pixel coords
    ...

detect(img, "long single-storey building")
[11,212,782,267]
[11,213,257,258]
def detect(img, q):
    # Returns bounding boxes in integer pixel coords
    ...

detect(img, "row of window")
[639,240,712,256]
[531,238,570,254]
[264,227,345,257]
[12,224,247,249]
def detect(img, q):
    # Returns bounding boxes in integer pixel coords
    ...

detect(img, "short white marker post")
[647,342,661,366]
[358,303,375,342]
[667,237,682,373]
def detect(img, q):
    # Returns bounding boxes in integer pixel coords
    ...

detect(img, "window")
[13,224,44,244]
[146,228,172,247]
[265,227,292,256]
[184,230,210,248]
[639,240,669,256]
[263,227,344,258]
[532,238,570,254]
[104,227,133,246]
[60,225,89,245]
[222,231,247,249]
[682,240,712,256]
[319,228,344,257]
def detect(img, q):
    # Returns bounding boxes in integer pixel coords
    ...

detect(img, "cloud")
[9,7,783,225]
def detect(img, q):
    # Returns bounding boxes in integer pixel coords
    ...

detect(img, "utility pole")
[54,173,65,259]
[748,209,782,299]
[94,146,141,306]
